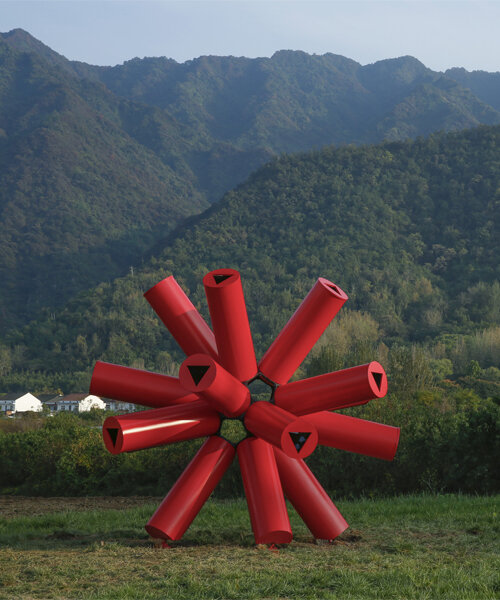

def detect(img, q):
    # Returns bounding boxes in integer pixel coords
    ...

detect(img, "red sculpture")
[90,268,400,545]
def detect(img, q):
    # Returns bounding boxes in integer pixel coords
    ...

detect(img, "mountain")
[0,36,207,331]
[3,30,500,205]
[6,124,499,380]
[0,28,98,79]
[1,28,500,333]
[74,50,500,151]
[445,67,500,112]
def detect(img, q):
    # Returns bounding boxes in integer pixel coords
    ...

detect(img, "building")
[0,392,43,414]
[103,399,135,412]
[78,394,107,412]
[51,393,117,413]
[0,392,134,414]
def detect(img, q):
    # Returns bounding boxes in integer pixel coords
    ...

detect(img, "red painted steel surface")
[306,411,400,461]
[93,268,401,543]
[144,275,218,358]
[102,400,220,454]
[90,361,198,408]
[258,278,348,384]
[203,268,257,382]
[274,448,348,540]
[274,361,388,415]
[244,401,318,459]
[145,436,235,540]
[179,353,250,418]
[237,437,292,544]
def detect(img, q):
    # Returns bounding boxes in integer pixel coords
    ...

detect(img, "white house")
[78,394,106,412]
[48,393,132,413]
[0,392,134,414]
[0,392,43,414]
[16,393,43,412]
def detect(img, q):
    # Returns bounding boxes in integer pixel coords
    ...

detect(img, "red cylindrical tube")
[243,401,318,459]
[102,400,220,454]
[203,269,257,382]
[258,278,348,384]
[144,275,218,358]
[273,448,348,540]
[306,411,400,461]
[90,361,198,408]
[274,361,388,415]
[145,436,235,540]
[237,437,292,545]
[179,353,250,418]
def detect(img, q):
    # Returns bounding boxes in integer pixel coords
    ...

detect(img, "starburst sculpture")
[90,269,400,545]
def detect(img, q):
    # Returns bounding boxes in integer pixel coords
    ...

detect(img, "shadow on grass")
[1,528,263,551]
[2,527,369,552]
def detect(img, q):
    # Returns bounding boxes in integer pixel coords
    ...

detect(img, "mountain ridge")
[0,37,207,330]
[1,28,500,335]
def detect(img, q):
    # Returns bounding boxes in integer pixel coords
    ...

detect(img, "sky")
[1,1,499,72]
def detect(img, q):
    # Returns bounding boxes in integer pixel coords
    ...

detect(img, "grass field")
[0,494,498,599]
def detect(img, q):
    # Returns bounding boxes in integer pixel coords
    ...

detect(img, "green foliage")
[305,388,500,498]
[0,412,207,496]
[0,36,207,331]
[2,31,500,333]
[3,125,499,387]
[0,386,498,498]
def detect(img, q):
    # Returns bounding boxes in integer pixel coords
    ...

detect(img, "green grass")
[0,494,498,599]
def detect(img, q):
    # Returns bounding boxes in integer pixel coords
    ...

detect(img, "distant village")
[0,392,134,416]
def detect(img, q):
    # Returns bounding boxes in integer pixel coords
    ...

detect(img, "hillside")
[0,37,207,330]
[4,125,499,385]
[1,29,500,333]
[445,67,500,112]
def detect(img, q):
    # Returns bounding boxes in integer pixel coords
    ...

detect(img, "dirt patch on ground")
[0,496,162,518]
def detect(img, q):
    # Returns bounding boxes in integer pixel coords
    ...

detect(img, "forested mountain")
[94,50,500,148]
[1,28,500,333]
[0,36,208,330]
[3,125,499,388]
[445,67,500,112]
[5,29,500,154]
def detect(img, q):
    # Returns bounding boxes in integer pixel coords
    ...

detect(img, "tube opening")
[371,371,383,391]
[213,274,232,284]
[107,428,119,447]
[187,365,210,385]
[289,432,311,452]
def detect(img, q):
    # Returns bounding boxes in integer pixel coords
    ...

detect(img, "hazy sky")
[1,1,499,72]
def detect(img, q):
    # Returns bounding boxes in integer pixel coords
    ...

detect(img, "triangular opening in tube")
[187,365,210,386]
[371,371,383,391]
[289,432,311,452]
[327,284,340,294]
[213,274,232,285]
[107,428,119,447]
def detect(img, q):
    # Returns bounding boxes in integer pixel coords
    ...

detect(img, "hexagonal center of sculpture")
[246,375,275,403]
[219,418,248,444]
